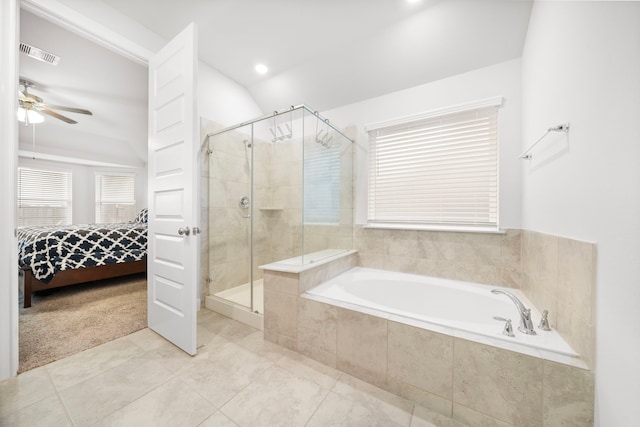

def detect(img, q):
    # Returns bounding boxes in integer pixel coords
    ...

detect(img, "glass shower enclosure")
[202,105,353,320]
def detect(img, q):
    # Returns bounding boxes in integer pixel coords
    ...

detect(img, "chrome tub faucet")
[491,289,537,335]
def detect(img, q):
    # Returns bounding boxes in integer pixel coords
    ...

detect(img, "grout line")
[302,386,333,427]
[89,374,179,426]
[43,367,75,426]
[451,337,456,407]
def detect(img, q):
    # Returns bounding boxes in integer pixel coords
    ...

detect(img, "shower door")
[206,106,352,317]
[208,124,254,311]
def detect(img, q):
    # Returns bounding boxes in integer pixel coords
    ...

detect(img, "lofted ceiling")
[18,0,532,165]
[100,0,533,112]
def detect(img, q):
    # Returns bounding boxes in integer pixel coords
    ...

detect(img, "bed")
[18,209,148,308]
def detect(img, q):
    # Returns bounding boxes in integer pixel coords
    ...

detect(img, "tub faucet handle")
[493,316,515,337]
[491,289,536,335]
[538,310,551,331]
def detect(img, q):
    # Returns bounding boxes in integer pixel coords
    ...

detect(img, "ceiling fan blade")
[40,108,77,124]
[18,90,28,100]
[45,104,93,115]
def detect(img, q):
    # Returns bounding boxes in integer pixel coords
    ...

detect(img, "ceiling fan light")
[17,107,45,124]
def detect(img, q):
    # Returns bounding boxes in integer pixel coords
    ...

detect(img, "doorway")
[16,8,149,372]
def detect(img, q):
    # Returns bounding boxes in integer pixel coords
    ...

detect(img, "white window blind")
[17,167,72,226]
[304,141,341,225]
[95,174,136,223]
[367,103,500,231]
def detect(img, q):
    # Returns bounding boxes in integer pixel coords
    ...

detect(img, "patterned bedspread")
[18,222,147,283]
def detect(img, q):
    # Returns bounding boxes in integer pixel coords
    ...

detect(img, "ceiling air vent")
[19,42,60,66]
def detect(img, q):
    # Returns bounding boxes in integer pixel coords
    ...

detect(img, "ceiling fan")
[18,78,92,126]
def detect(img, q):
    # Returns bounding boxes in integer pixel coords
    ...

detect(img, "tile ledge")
[259,249,357,274]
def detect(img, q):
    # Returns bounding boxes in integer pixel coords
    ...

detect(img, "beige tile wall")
[355,227,522,288]
[355,226,596,368]
[267,139,302,263]
[205,128,354,299]
[263,253,357,354]
[522,230,596,368]
[262,253,595,426]
[207,129,256,295]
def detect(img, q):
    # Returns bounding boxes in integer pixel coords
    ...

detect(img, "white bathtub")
[305,267,581,365]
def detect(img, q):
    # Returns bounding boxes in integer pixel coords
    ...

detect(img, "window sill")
[362,223,506,235]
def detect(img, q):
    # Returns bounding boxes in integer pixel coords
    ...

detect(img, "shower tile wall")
[267,140,302,262]
[205,120,353,302]
[208,129,254,295]
[205,132,305,296]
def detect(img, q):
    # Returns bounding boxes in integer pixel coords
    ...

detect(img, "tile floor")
[0,309,468,427]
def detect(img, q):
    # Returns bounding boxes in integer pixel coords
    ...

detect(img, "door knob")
[178,227,191,236]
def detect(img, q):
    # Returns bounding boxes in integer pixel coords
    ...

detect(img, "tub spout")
[491,289,536,335]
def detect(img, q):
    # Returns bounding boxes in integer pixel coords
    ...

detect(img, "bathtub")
[305,266,581,363]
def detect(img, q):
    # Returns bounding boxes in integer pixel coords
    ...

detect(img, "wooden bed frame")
[21,260,147,308]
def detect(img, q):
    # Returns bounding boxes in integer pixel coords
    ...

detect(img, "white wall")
[198,61,263,127]
[0,0,19,381]
[324,58,522,229]
[521,2,640,425]
[24,0,165,63]
[18,157,147,224]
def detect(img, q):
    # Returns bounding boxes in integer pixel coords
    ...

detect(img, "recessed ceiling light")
[407,0,421,3]
[255,63,268,75]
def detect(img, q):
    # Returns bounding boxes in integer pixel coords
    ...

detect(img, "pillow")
[133,208,148,223]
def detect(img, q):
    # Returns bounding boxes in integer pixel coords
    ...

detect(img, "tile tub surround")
[263,251,358,351]
[354,227,523,289]
[522,230,597,368]
[263,253,595,426]
[355,226,597,369]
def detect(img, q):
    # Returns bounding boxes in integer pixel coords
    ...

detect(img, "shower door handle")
[178,227,191,236]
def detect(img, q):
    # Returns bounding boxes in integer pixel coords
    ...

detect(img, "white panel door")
[147,23,198,355]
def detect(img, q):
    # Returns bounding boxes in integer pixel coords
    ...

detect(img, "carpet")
[19,273,147,373]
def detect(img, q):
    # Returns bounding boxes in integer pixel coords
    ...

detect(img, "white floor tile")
[0,308,471,427]
[220,365,329,427]
[0,394,71,427]
[46,336,144,390]
[59,356,174,426]
[93,377,216,427]
[0,367,57,417]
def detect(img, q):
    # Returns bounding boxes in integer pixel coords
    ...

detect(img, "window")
[304,141,341,225]
[95,174,136,223]
[17,167,72,226]
[366,98,502,231]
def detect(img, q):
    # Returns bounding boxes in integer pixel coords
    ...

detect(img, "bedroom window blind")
[17,167,72,226]
[95,174,136,223]
[367,100,501,231]
[304,140,341,225]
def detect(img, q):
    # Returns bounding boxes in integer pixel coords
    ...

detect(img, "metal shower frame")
[205,104,352,314]
[206,104,353,142]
